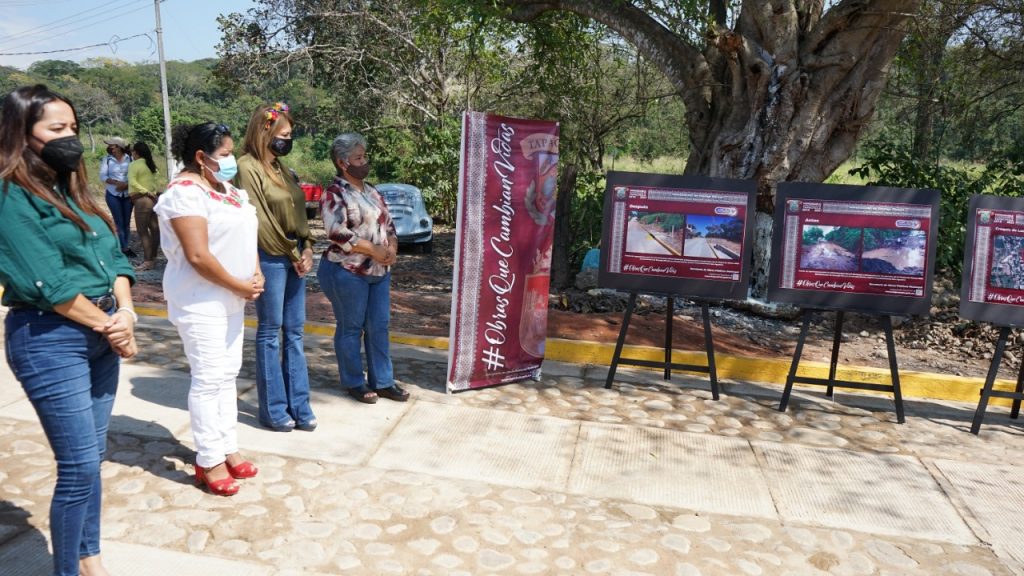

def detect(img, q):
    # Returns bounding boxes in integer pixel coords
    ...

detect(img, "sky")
[0,0,257,70]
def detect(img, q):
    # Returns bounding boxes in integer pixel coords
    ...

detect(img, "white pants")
[174,311,244,468]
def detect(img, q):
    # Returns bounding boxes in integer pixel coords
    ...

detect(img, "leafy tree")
[80,58,156,122]
[461,0,924,296]
[27,59,83,81]
[802,226,824,245]
[825,227,863,254]
[131,106,201,149]
[61,81,120,151]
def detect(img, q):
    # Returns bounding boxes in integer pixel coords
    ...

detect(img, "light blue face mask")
[205,153,238,182]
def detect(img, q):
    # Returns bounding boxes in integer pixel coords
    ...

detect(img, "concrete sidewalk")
[1,312,1023,575]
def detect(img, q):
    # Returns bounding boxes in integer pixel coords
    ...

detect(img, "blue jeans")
[105,192,133,250]
[254,250,314,427]
[317,260,394,390]
[4,309,119,576]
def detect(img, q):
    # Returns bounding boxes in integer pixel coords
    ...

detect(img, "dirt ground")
[127,221,1022,381]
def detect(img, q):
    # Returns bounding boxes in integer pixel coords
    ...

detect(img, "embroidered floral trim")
[169,178,243,208]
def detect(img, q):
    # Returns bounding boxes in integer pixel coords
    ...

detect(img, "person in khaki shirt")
[235,102,317,432]
[127,141,161,270]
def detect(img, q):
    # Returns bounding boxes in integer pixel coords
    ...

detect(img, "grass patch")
[604,155,687,174]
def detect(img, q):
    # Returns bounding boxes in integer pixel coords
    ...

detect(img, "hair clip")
[264,102,290,124]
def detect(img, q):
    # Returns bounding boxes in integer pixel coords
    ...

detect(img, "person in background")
[0,84,137,576]
[128,141,160,271]
[99,136,133,256]
[154,122,263,496]
[236,102,317,432]
[318,132,409,404]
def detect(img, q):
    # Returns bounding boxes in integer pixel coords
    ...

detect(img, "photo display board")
[599,171,756,299]
[959,194,1024,326]
[768,182,939,315]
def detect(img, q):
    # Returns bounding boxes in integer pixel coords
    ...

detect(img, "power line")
[0,0,152,53]
[0,33,151,57]
[0,0,114,46]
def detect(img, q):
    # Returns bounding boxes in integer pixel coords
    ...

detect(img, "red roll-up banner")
[447,112,560,392]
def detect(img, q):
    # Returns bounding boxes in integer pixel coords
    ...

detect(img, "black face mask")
[269,137,293,157]
[40,136,84,174]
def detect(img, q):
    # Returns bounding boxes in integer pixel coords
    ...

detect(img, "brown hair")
[242,102,293,187]
[0,84,112,232]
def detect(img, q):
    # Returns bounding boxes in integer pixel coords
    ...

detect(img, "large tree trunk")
[551,163,579,290]
[504,0,921,298]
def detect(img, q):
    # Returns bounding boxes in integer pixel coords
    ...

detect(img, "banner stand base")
[778,309,905,424]
[970,326,1024,434]
[604,292,719,400]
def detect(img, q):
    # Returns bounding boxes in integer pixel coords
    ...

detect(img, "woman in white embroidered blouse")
[154,122,264,497]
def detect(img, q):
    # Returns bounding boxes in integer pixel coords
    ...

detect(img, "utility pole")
[154,0,174,177]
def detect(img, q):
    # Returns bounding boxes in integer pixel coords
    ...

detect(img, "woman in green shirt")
[0,84,137,576]
[236,102,317,432]
[128,141,160,271]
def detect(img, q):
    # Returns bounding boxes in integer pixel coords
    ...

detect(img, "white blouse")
[154,177,259,320]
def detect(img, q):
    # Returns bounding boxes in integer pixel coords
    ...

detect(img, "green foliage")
[131,106,199,148]
[708,218,744,242]
[371,117,462,224]
[850,142,1024,277]
[281,136,336,186]
[802,226,824,245]
[566,169,606,270]
[863,228,911,251]
[824,227,863,254]
[27,60,82,81]
[639,213,685,230]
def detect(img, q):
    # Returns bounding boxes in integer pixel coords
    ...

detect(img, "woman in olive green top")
[0,84,137,576]
[236,102,317,432]
[128,141,160,270]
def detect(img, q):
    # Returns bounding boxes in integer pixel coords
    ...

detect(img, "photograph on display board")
[598,171,756,299]
[683,214,742,260]
[800,225,861,272]
[768,182,939,315]
[959,195,1024,326]
[626,212,685,255]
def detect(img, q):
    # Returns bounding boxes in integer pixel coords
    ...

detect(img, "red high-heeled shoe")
[225,459,258,479]
[195,465,240,496]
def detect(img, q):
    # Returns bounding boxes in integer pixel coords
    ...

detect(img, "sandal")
[375,385,410,402]
[347,386,378,404]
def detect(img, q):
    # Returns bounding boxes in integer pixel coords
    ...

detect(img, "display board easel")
[778,309,905,424]
[970,327,1024,434]
[604,292,719,399]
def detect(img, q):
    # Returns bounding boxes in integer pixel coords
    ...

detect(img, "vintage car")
[376,182,433,253]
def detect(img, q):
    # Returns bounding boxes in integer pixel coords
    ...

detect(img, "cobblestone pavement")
[1,316,1023,575]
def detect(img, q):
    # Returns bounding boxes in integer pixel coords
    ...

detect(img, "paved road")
[626,220,673,255]
[1,312,1023,575]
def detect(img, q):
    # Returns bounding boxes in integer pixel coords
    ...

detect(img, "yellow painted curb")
[131,304,1020,408]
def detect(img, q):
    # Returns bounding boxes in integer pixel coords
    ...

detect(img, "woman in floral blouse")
[155,122,264,496]
[318,132,409,404]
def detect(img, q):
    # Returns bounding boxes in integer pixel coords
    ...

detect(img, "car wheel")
[306,207,318,220]
[420,239,433,254]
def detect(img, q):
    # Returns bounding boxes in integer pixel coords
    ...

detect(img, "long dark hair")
[132,141,157,173]
[0,84,112,232]
[171,122,232,173]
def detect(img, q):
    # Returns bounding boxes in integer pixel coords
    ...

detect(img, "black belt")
[8,294,116,312]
